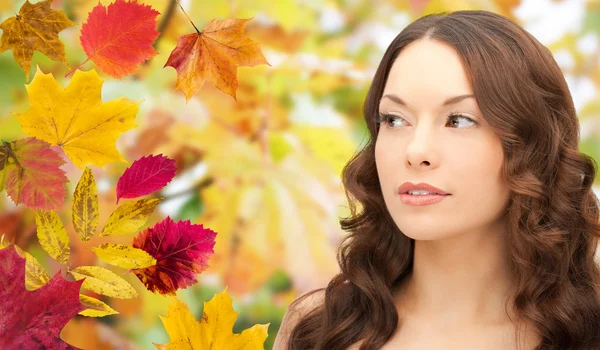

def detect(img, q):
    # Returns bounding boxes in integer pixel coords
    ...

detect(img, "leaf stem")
[2,140,22,169]
[65,58,91,79]
[174,0,200,34]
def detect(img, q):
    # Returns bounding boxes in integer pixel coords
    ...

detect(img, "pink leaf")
[1,137,68,210]
[116,154,176,203]
[0,245,85,349]
[131,216,217,295]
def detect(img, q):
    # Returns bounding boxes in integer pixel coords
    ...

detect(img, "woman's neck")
[393,219,517,328]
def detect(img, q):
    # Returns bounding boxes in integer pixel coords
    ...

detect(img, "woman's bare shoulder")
[272,289,326,350]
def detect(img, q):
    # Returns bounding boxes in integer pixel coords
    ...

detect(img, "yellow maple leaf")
[0,0,76,82]
[15,66,141,169]
[155,287,269,350]
[164,15,270,102]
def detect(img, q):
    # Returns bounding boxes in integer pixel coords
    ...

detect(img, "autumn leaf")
[131,216,217,295]
[0,237,51,291]
[0,0,76,82]
[164,14,270,101]
[154,287,269,350]
[116,154,177,204]
[35,210,71,265]
[73,167,100,242]
[100,197,164,236]
[15,67,141,169]
[22,246,51,291]
[0,244,84,349]
[92,243,157,269]
[70,265,138,299]
[79,294,119,317]
[0,137,68,210]
[74,0,160,78]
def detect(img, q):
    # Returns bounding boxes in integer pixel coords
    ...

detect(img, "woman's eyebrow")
[380,94,475,108]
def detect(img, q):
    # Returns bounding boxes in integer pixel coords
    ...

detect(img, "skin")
[373,38,539,349]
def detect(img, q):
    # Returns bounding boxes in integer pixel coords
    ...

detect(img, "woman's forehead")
[383,41,474,104]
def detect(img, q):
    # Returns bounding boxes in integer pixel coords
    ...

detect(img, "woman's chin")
[399,227,457,241]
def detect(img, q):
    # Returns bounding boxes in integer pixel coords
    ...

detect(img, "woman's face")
[375,39,511,240]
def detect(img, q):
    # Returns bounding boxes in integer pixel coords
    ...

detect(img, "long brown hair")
[285,10,600,350]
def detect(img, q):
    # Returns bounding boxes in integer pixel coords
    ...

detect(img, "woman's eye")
[377,113,407,128]
[446,113,477,128]
[377,113,477,129]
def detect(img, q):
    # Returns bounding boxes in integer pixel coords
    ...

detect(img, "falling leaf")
[100,197,164,236]
[79,294,119,317]
[154,287,269,349]
[15,67,141,169]
[72,167,100,242]
[70,265,138,299]
[75,0,160,78]
[164,17,270,101]
[0,0,76,81]
[132,216,217,295]
[0,137,68,210]
[116,154,177,203]
[92,243,157,269]
[35,210,70,265]
[0,245,84,349]
[22,248,51,291]
[0,237,50,290]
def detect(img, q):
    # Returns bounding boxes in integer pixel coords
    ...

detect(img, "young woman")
[273,9,600,350]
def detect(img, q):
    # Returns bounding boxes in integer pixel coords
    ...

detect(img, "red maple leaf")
[131,216,217,295]
[76,0,160,78]
[0,137,68,210]
[0,245,85,349]
[116,154,177,204]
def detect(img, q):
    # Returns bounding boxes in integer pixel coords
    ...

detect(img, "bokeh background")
[0,0,598,349]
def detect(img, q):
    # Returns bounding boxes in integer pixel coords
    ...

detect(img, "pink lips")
[397,182,450,206]
[400,193,448,206]
[397,182,449,195]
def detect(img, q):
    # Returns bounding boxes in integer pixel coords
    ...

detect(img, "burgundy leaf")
[131,216,216,295]
[1,137,68,210]
[116,154,176,203]
[0,245,84,349]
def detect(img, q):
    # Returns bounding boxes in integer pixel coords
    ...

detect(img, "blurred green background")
[0,0,598,349]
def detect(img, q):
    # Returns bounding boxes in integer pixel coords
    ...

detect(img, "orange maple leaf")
[164,15,270,102]
[0,0,76,82]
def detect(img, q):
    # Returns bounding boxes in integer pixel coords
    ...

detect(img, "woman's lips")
[400,193,449,206]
